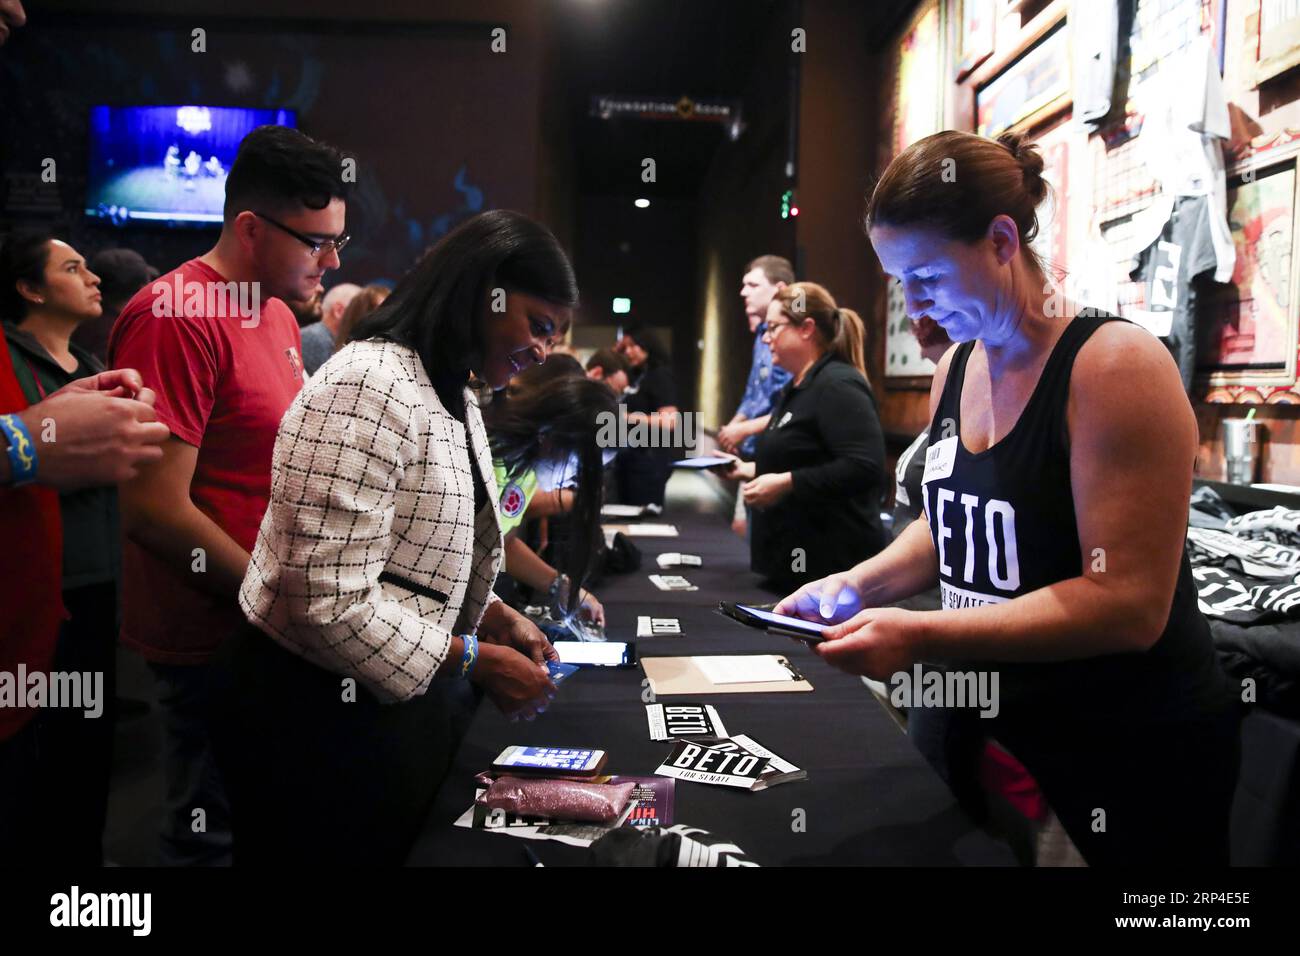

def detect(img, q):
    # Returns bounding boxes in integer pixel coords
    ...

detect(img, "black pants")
[0,713,43,863]
[997,707,1242,866]
[0,583,117,866]
[211,624,472,866]
[41,583,118,865]
[615,448,672,507]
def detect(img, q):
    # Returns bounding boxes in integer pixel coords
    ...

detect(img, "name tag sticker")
[922,436,958,485]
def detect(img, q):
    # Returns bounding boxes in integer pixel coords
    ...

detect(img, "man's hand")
[576,587,605,626]
[741,471,792,509]
[717,421,746,455]
[814,607,922,681]
[13,369,170,490]
[478,600,559,666]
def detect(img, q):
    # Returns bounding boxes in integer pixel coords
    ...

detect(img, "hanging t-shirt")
[1134,33,1235,283]
[1129,193,1219,392]
[892,429,928,536]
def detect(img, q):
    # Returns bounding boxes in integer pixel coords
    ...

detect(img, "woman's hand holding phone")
[474,643,557,722]
[813,606,922,680]
[774,572,865,624]
[711,453,754,482]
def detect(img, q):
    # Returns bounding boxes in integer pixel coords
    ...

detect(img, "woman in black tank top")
[777,131,1241,866]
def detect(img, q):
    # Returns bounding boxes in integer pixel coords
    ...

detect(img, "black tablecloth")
[409,499,1015,866]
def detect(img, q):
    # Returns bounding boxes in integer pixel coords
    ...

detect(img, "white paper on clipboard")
[693,655,798,685]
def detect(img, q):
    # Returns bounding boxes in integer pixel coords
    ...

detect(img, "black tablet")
[672,456,737,469]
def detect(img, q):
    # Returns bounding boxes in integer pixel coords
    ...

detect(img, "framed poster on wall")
[956,0,997,80]
[976,17,1070,138]
[884,277,937,384]
[1255,0,1300,86]
[1198,131,1300,398]
[892,0,946,158]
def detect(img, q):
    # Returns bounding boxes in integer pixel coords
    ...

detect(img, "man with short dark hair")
[109,124,352,865]
[73,248,159,363]
[717,255,793,535]
[585,347,630,396]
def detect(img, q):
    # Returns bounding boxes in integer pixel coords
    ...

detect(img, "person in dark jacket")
[718,281,887,592]
[613,324,679,508]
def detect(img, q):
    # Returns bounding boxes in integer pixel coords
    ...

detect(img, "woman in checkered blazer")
[213,211,579,864]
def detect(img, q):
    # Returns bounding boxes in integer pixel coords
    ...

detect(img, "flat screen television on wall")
[85,105,296,226]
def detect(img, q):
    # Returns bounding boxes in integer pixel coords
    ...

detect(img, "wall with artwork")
[869,0,1300,485]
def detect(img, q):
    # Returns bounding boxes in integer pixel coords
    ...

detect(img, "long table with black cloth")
[408,503,1016,866]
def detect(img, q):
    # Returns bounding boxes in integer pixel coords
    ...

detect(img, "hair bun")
[995,130,1047,205]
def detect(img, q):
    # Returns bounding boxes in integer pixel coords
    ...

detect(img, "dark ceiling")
[554,0,917,199]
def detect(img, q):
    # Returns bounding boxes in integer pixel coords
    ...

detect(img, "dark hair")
[334,283,389,353]
[353,210,579,416]
[0,231,53,322]
[224,125,353,221]
[773,281,869,385]
[585,347,628,378]
[746,254,794,286]
[864,129,1050,277]
[620,323,668,367]
[482,363,616,613]
[86,248,159,309]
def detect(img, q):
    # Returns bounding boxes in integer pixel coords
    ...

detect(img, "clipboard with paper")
[640,654,813,695]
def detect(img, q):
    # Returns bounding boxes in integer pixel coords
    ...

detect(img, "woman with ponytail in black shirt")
[719,282,887,593]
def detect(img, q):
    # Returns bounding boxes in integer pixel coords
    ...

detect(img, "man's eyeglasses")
[254,211,350,257]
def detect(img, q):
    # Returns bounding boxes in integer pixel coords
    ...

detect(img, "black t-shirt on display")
[1129,193,1219,392]
[750,353,887,588]
[892,429,929,536]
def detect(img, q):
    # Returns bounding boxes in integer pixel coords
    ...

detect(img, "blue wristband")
[459,634,479,680]
[0,414,37,486]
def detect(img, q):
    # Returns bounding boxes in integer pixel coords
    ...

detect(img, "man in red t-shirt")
[109,125,352,865]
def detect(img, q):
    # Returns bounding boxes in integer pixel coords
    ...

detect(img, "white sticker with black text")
[646,703,729,741]
[922,435,958,485]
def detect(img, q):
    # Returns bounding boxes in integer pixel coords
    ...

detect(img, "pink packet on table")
[475,773,636,824]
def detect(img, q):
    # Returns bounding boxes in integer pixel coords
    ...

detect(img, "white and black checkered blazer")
[239,339,504,702]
